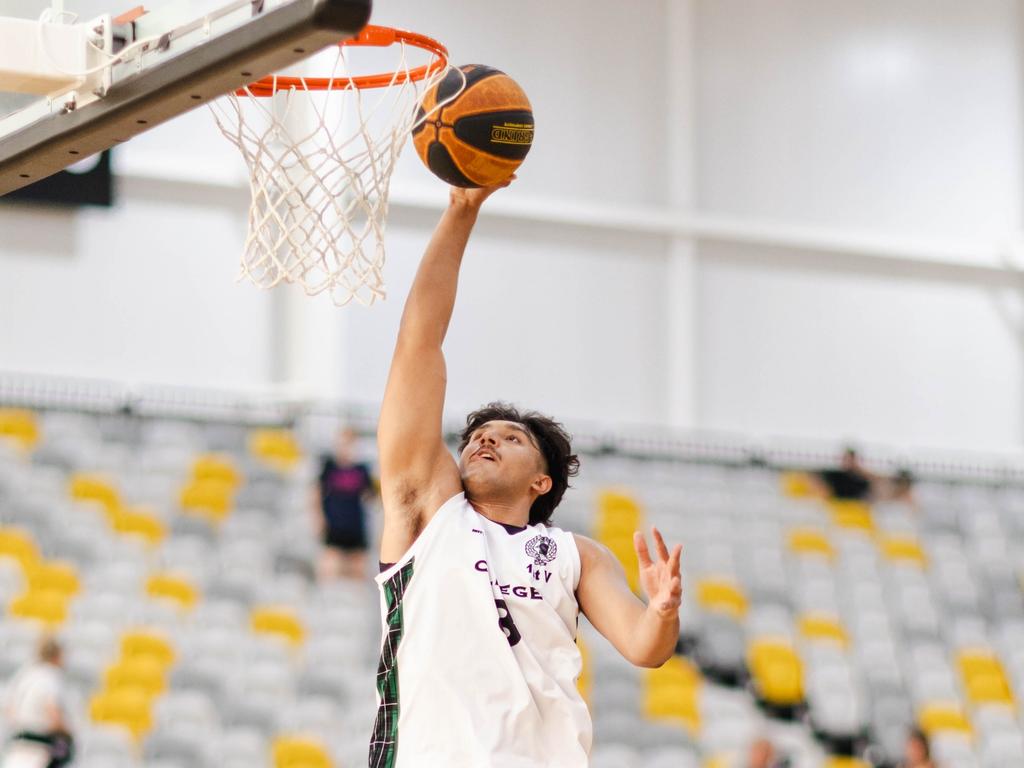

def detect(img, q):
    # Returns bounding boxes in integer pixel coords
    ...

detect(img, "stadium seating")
[0,407,1023,767]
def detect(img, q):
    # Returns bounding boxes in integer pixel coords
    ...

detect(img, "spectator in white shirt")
[1,637,73,768]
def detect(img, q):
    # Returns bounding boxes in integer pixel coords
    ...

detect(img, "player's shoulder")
[571,532,616,565]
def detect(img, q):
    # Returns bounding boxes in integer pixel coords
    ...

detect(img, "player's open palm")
[634,527,683,618]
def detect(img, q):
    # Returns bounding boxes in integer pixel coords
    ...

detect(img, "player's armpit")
[378,463,461,564]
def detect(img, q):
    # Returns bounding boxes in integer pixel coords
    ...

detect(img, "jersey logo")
[525,534,557,566]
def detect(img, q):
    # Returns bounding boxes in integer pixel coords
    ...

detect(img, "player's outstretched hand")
[634,527,683,619]
[450,174,516,210]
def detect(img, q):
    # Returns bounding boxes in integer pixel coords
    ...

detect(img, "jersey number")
[494,599,521,647]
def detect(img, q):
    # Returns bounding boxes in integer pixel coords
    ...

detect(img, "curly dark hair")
[458,402,580,526]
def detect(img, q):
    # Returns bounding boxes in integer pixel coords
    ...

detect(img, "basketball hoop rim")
[240,24,449,96]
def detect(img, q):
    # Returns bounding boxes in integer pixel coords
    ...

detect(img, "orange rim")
[240,25,449,96]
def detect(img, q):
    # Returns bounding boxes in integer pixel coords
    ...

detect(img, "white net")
[210,37,459,306]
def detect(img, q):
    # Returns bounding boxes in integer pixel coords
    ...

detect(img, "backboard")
[0,0,371,195]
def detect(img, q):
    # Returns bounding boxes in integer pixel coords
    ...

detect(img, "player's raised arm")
[377,183,511,562]
[575,528,682,668]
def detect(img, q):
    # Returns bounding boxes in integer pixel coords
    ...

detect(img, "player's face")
[459,420,547,496]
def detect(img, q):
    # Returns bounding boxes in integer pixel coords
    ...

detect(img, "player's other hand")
[634,527,683,619]
[450,174,516,210]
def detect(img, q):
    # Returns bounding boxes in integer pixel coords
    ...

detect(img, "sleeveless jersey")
[370,492,592,768]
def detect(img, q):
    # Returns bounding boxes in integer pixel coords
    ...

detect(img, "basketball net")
[209,28,461,306]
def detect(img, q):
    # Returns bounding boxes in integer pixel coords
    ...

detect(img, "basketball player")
[370,179,683,768]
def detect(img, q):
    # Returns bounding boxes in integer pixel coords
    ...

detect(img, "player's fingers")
[669,575,682,597]
[652,527,670,561]
[634,531,653,568]
[669,543,682,575]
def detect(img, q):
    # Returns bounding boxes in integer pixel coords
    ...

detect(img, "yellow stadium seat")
[696,580,748,618]
[0,409,40,451]
[826,759,871,768]
[249,429,303,469]
[272,736,332,768]
[576,635,591,704]
[918,703,972,737]
[180,479,234,521]
[146,574,198,610]
[966,674,1013,705]
[959,652,1013,705]
[598,490,642,515]
[192,454,243,488]
[959,651,1003,679]
[748,639,804,706]
[0,528,39,569]
[9,589,69,626]
[594,516,639,542]
[594,505,641,537]
[111,508,166,545]
[68,473,121,516]
[594,491,644,593]
[780,471,815,498]
[89,688,153,739]
[787,528,834,560]
[25,561,79,597]
[880,536,928,567]
[120,632,175,668]
[103,657,167,697]
[828,500,874,531]
[647,656,701,688]
[643,686,700,731]
[252,607,306,646]
[798,614,848,647]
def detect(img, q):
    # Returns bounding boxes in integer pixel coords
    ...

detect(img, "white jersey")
[1,662,66,768]
[370,492,591,768]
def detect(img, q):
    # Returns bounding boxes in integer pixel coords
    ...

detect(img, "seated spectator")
[1,637,74,768]
[880,468,917,507]
[899,728,934,768]
[313,427,375,581]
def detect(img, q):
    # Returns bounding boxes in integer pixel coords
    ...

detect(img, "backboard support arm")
[0,0,371,195]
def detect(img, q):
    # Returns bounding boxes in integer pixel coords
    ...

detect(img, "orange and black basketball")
[412,64,534,188]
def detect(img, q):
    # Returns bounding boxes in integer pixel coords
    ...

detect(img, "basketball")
[412,64,534,188]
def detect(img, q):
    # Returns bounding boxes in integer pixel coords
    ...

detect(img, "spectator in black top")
[314,427,375,581]
[815,446,875,501]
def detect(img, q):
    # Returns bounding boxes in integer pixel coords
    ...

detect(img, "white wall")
[690,0,1024,452]
[0,187,273,389]
[694,0,1023,240]
[340,213,670,427]
[697,243,1024,452]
